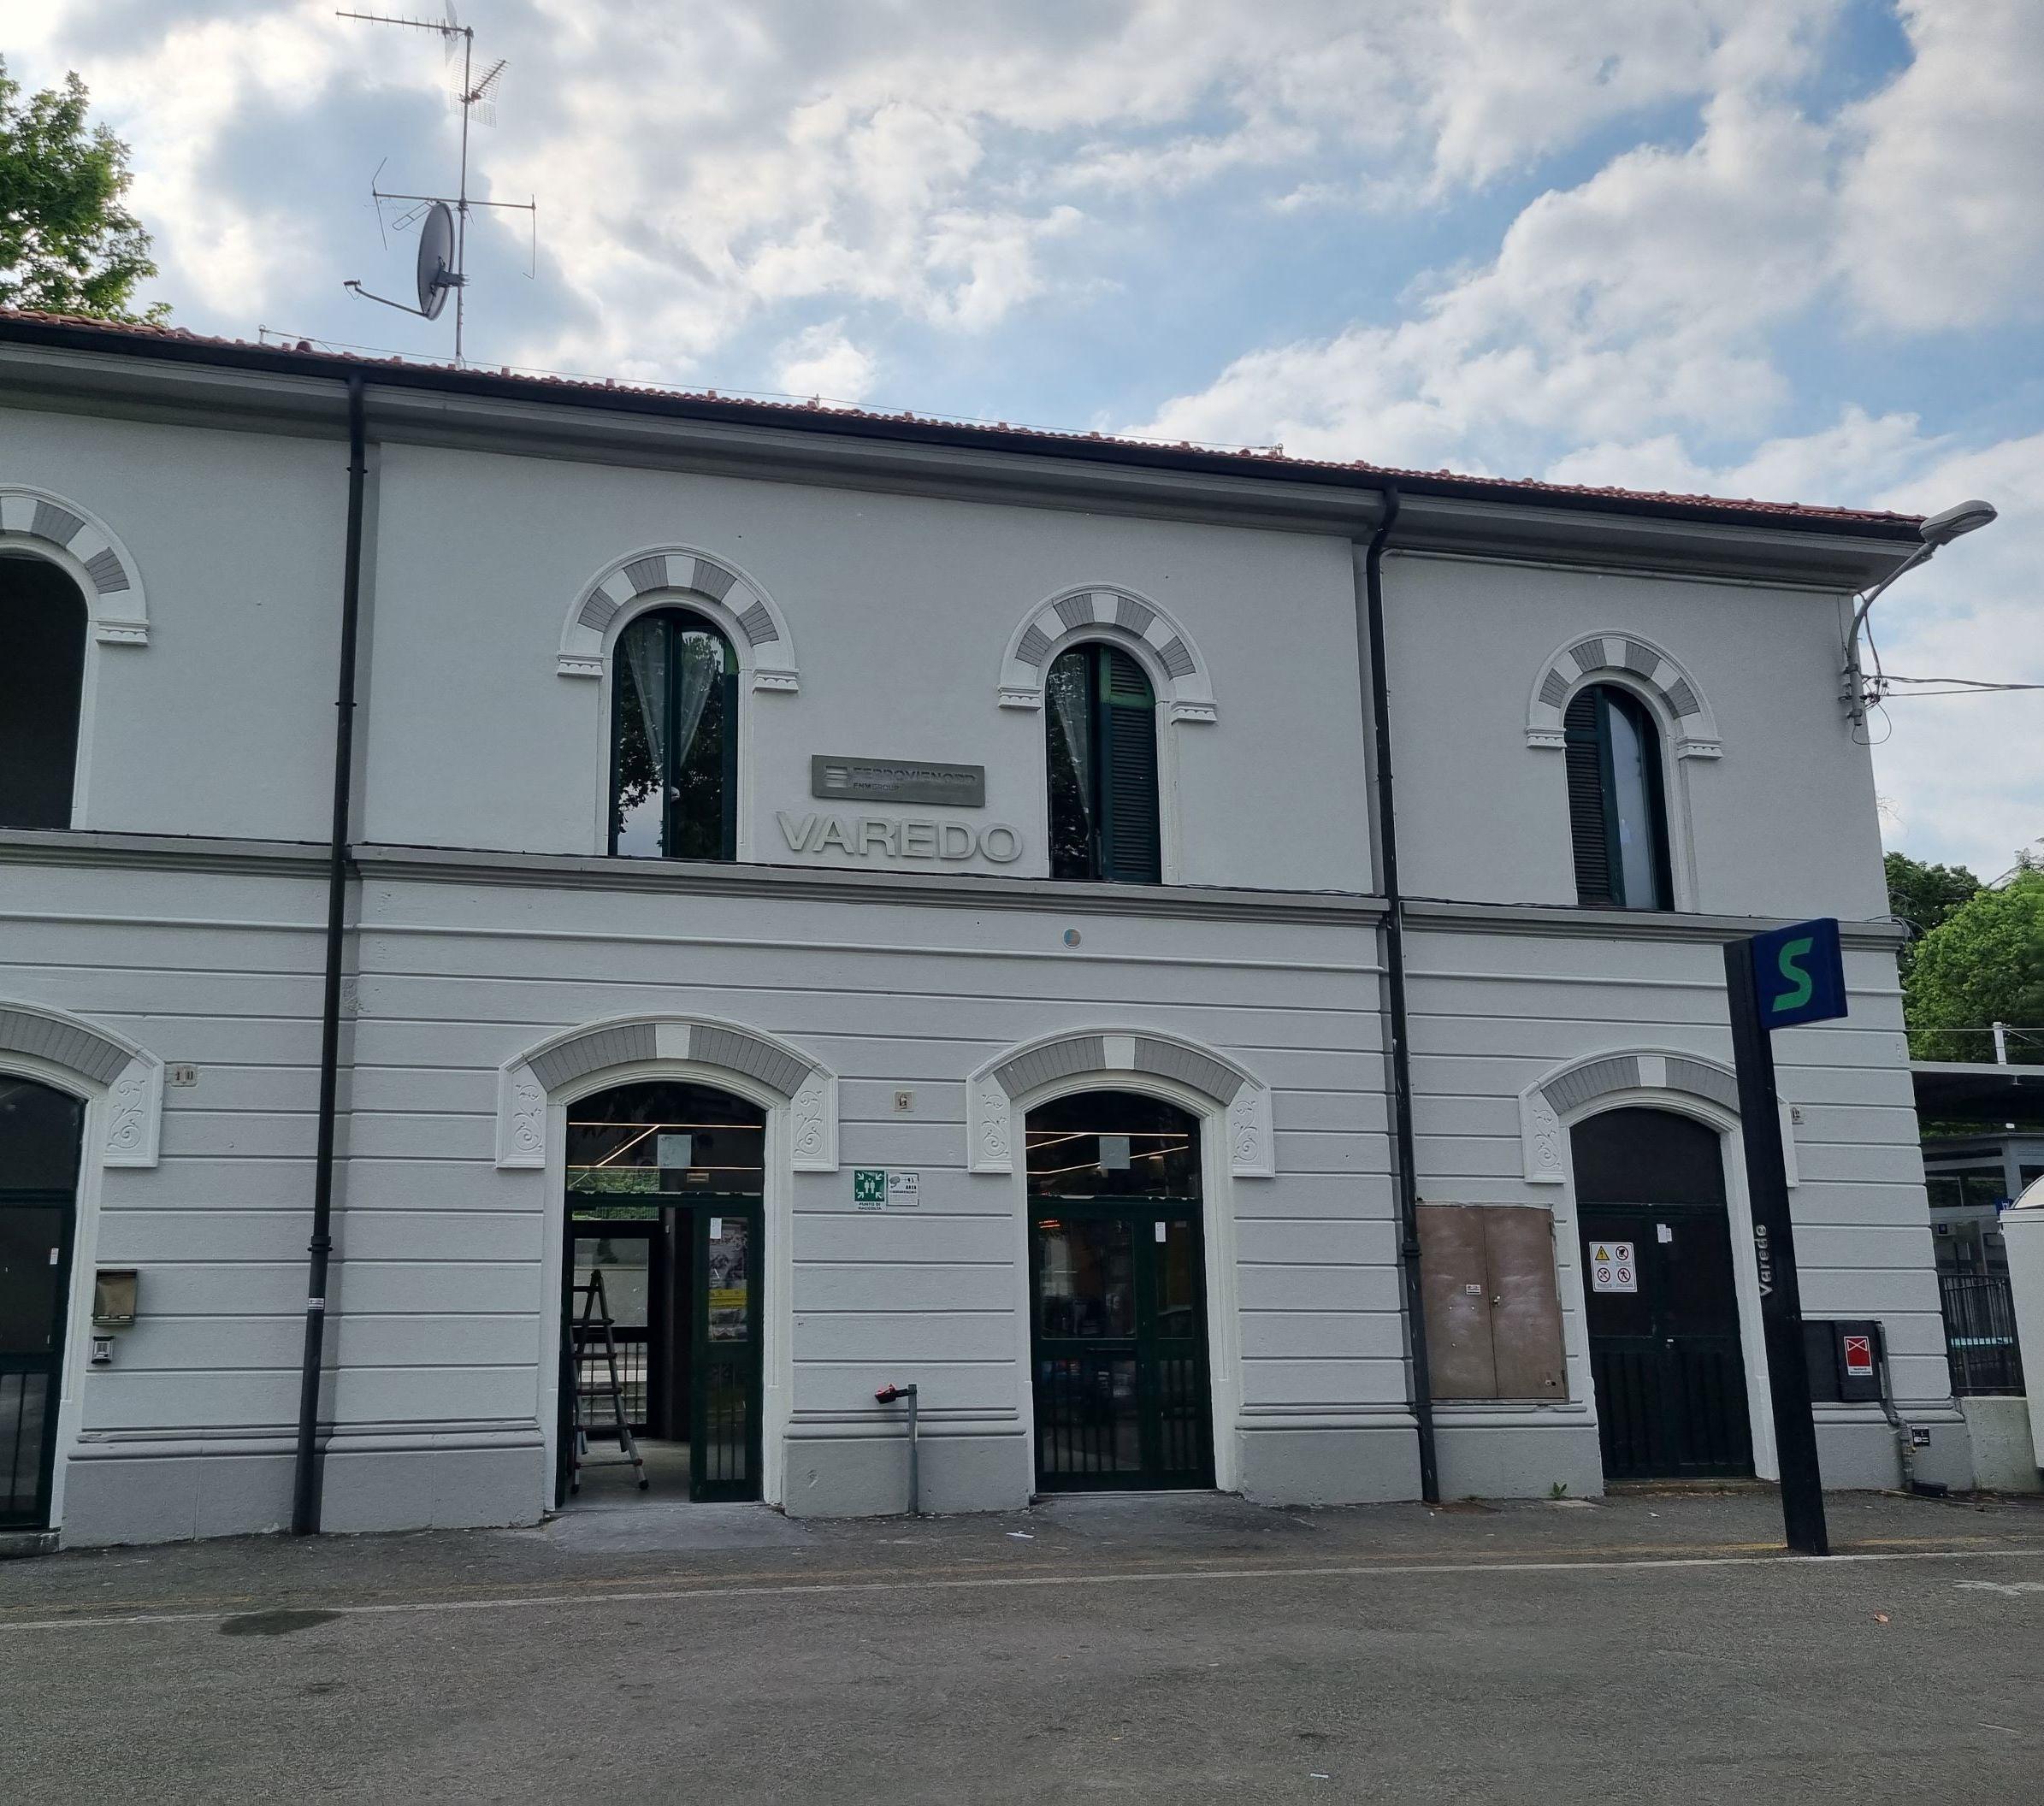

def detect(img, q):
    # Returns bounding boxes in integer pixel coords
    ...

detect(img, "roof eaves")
[0,309,1926,541]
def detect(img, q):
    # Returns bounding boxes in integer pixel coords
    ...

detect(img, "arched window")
[1564,684,1670,910]
[1046,644,1161,884]
[0,557,88,829]
[610,609,737,861]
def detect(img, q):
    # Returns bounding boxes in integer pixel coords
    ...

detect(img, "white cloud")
[1864,432,2044,875]
[771,321,876,403]
[1838,0,2044,332]
[1128,86,1831,469]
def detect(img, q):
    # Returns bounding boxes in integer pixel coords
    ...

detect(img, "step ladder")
[569,1271,648,1493]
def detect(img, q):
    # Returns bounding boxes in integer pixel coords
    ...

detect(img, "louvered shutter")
[1099,647,1161,883]
[1563,688,1616,906]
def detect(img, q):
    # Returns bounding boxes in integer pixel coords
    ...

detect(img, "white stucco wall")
[356,443,1374,893]
[1385,553,1888,920]
[3,408,346,844]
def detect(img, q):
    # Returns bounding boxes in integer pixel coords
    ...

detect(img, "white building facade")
[0,313,1968,1546]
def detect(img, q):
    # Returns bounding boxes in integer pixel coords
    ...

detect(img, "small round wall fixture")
[1063,929,1082,947]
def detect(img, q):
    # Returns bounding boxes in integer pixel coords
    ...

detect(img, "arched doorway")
[1,1075,86,1530]
[560,1079,765,1505]
[1575,1106,1752,1479]
[1025,1089,1214,1491]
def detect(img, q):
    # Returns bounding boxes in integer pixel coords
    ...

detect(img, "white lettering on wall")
[777,812,1023,865]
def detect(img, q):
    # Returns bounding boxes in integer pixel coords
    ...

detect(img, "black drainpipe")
[292,372,368,1535]
[1356,486,1440,1503]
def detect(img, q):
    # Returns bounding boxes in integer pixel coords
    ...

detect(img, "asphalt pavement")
[5,1485,2042,1803]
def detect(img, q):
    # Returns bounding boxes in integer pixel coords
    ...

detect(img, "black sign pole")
[1724,938,1829,1556]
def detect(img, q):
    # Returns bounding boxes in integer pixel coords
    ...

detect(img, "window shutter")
[1100,647,1161,883]
[718,667,740,861]
[1563,689,1615,906]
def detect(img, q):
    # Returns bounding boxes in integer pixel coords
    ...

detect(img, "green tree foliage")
[1885,851,1982,975]
[0,57,165,322]
[1904,866,2044,1065]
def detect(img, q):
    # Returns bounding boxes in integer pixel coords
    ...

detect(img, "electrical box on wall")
[1803,1318,1885,1404]
[1418,1204,1568,1400]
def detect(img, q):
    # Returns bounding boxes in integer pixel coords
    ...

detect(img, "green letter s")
[1775,936,1814,1013]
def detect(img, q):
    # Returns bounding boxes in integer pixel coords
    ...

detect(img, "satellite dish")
[416,201,455,320]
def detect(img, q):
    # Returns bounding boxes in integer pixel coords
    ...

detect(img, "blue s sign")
[1747,918,1846,1028]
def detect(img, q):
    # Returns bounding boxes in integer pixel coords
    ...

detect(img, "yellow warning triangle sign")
[1593,1244,1611,1261]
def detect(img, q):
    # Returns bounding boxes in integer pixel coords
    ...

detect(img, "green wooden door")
[690,1200,762,1502]
[1030,1201,1214,1491]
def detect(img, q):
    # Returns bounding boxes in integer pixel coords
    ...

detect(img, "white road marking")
[1954,1579,2044,1596]
[4,1543,2043,1635]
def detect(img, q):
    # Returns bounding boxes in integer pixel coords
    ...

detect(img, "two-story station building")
[0,310,1972,1546]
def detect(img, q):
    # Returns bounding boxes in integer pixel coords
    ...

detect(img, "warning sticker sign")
[1590,1240,1637,1294]
[1843,1333,1875,1378]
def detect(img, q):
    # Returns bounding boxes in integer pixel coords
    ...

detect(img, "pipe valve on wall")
[876,1384,920,1516]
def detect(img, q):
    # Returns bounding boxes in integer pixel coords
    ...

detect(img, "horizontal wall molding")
[1403,898,1907,949]
[0,830,1906,950]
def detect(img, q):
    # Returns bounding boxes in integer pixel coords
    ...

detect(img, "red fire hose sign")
[1843,1333,1875,1378]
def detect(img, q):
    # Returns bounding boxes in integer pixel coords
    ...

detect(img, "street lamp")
[1842,497,1998,723]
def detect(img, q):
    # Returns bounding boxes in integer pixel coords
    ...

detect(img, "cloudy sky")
[9,0,2041,878]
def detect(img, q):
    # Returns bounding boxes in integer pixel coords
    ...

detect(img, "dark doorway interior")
[560,1080,764,1506]
[1026,1089,1214,1492]
[1576,1107,1752,1480]
[1,1076,85,1532]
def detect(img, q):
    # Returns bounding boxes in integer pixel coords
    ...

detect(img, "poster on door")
[1589,1240,1637,1293]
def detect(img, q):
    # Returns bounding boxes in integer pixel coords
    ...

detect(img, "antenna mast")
[338,3,534,363]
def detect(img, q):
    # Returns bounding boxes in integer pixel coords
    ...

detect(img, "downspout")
[292,372,368,1535]
[1356,486,1440,1502]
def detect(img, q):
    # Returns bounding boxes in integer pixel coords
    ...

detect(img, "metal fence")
[1939,1273,2025,1396]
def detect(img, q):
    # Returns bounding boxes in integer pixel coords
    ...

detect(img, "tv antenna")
[338,3,536,363]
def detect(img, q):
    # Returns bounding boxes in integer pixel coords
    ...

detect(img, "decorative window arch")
[496,1012,837,1171]
[0,487,148,646]
[966,1027,1272,1177]
[558,545,797,691]
[998,584,1217,724]
[1525,631,1719,761]
[1517,1048,1793,1187]
[0,1000,164,1167]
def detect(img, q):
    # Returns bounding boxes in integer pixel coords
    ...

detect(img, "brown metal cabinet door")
[1418,1205,1498,1398]
[1482,1207,1567,1400]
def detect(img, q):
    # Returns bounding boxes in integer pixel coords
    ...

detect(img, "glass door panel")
[692,1206,761,1501]
[570,1225,655,1431]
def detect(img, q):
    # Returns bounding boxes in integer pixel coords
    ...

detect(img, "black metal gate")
[1940,1272,2024,1396]
[1583,1203,1752,1479]
[1029,1203,1214,1491]
[1,1191,75,1531]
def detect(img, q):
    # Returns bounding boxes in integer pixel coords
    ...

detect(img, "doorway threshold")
[0,1530,61,1561]
[535,1497,806,1556]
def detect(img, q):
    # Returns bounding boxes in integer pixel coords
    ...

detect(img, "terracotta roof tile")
[0,308,1924,534]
